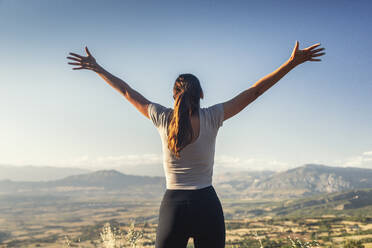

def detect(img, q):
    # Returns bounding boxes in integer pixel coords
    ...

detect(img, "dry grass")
[64,221,144,248]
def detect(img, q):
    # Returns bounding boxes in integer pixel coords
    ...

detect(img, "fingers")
[294,40,299,51]
[69,52,84,59]
[70,65,96,70]
[309,58,321,62]
[311,47,325,54]
[67,48,98,71]
[72,66,94,70]
[66,56,81,62]
[304,43,321,51]
[311,52,325,57]
[68,62,81,65]
[85,46,92,56]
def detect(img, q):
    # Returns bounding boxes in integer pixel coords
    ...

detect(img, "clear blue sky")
[1,0,372,173]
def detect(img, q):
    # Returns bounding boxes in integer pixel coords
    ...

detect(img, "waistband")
[162,185,217,202]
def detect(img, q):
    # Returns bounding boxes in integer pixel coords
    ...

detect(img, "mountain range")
[1,164,372,199]
[250,163,372,194]
[215,164,372,198]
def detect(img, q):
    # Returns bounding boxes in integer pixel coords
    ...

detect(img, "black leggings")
[155,185,226,248]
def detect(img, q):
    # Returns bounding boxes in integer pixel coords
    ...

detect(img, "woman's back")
[148,102,224,190]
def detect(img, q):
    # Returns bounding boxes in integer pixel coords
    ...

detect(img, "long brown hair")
[167,74,203,158]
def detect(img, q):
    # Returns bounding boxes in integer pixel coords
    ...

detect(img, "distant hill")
[2,164,372,199]
[213,169,275,198]
[0,165,92,181]
[0,169,166,198]
[49,169,164,189]
[248,164,372,197]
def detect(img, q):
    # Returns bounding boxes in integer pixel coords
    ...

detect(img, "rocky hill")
[249,164,372,196]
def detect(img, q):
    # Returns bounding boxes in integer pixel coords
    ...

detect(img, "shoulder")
[201,103,224,129]
[148,102,170,115]
[148,102,173,128]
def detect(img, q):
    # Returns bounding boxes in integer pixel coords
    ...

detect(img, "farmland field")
[1,192,372,247]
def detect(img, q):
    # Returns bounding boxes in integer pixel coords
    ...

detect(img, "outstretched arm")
[67,47,151,119]
[222,41,325,121]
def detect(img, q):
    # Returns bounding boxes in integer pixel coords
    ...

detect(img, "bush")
[64,220,145,248]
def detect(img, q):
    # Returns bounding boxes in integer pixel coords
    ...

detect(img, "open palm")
[290,41,325,66]
[67,46,102,72]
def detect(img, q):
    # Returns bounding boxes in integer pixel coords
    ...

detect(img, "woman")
[67,41,325,248]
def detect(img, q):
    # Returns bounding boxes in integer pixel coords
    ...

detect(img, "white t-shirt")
[148,102,224,190]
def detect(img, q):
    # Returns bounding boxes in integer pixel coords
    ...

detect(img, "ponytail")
[167,74,202,158]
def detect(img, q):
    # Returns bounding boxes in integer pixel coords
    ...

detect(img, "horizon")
[2,162,372,176]
[1,0,372,174]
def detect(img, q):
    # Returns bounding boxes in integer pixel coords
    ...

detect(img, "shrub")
[64,220,145,248]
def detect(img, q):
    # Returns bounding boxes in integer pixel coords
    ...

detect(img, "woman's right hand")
[289,41,325,66]
[67,46,103,73]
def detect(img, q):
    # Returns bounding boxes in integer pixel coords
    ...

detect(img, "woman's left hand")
[289,41,326,66]
[67,46,103,73]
